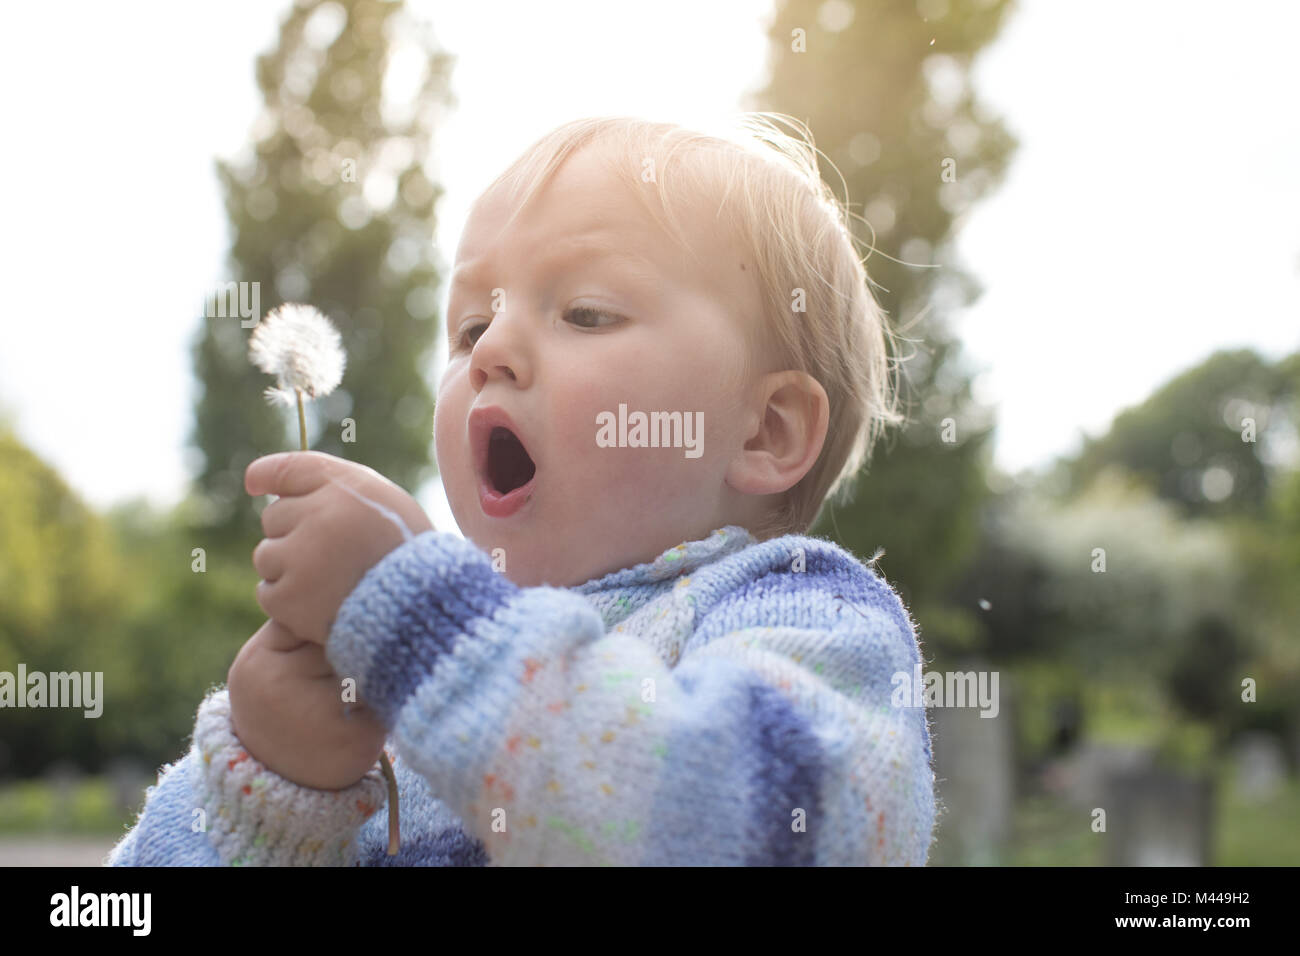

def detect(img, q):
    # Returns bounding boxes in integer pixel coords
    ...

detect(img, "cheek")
[542,340,736,493]
[545,361,627,461]
[556,388,724,496]
[433,376,468,471]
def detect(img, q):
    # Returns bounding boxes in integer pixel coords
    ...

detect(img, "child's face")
[435,144,769,587]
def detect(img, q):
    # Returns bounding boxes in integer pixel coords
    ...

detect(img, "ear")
[725,371,829,496]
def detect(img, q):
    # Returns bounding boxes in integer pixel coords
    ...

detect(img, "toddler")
[108,113,936,866]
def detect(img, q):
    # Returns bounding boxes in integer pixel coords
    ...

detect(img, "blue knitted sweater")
[107,524,936,866]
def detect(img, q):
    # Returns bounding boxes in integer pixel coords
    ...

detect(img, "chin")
[519,558,580,589]
[504,563,545,588]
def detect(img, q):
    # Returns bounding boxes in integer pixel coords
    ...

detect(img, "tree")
[750,0,1018,651]
[0,428,126,774]
[987,470,1244,677]
[94,498,268,769]
[190,0,454,546]
[1064,349,1300,518]
[961,469,1257,760]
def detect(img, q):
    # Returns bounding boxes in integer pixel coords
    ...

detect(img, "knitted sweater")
[107,525,936,866]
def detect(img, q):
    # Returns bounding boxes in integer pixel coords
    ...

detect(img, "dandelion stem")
[293,384,400,854]
[380,749,400,855]
[253,306,397,849]
[295,389,308,451]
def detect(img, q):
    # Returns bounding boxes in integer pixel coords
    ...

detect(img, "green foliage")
[92,500,263,766]
[0,429,123,642]
[190,0,453,545]
[0,429,127,775]
[751,0,1018,649]
[1218,473,1300,742]
[960,345,1300,746]
[0,429,267,776]
[1003,471,1242,666]
[0,777,123,835]
[1164,614,1245,724]
[1001,659,1086,764]
[1065,349,1299,517]
[1274,464,1300,579]
[975,471,1258,736]
[1041,348,1300,742]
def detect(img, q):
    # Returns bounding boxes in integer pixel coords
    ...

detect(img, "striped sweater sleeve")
[107,687,389,866]
[327,529,936,865]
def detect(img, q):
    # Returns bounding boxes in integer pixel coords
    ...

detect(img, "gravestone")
[44,759,81,829]
[1048,743,1153,811]
[1232,732,1285,802]
[106,757,151,818]
[1102,767,1214,866]
[930,668,1015,865]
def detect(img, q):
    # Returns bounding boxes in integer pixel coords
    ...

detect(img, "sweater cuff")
[192,688,388,866]
[327,530,520,729]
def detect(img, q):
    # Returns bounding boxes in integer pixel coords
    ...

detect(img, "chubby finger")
[255,577,275,620]
[255,578,323,645]
[245,451,342,498]
[252,536,288,582]
[253,617,312,654]
[260,494,309,538]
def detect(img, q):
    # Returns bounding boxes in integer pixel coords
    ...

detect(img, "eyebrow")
[449,238,661,291]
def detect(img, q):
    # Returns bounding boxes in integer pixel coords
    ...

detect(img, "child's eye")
[456,321,488,351]
[456,307,623,351]
[564,306,624,329]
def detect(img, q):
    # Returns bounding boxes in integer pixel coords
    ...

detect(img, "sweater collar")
[571,525,756,595]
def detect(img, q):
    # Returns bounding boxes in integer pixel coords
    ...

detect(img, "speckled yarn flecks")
[108,525,936,866]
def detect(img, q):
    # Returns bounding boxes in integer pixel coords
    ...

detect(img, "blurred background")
[1,0,1297,865]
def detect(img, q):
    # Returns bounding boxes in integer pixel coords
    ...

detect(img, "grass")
[1212,766,1300,865]
[0,777,137,836]
[995,771,1300,866]
[1000,792,1104,866]
[3,767,1298,863]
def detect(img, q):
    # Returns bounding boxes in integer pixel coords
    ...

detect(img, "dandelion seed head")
[263,385,299,407]
[249,303,346,400]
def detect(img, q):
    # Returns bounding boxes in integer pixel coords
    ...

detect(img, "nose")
[468,306,531,392]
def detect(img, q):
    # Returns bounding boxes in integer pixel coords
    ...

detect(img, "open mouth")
[470,406,538,519]
[487,427,536,495]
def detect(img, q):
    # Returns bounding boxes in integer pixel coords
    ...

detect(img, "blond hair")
[479,113,904,540]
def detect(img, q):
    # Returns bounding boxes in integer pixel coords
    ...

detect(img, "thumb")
[246,451,335,498]
[245,452,293,498]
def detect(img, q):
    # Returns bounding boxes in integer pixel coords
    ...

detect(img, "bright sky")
[1,1,1297,533]
[957,0,1300,473]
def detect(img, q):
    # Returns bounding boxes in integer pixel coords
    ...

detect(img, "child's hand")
[246,451,434,647]
[227,618,388,789]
